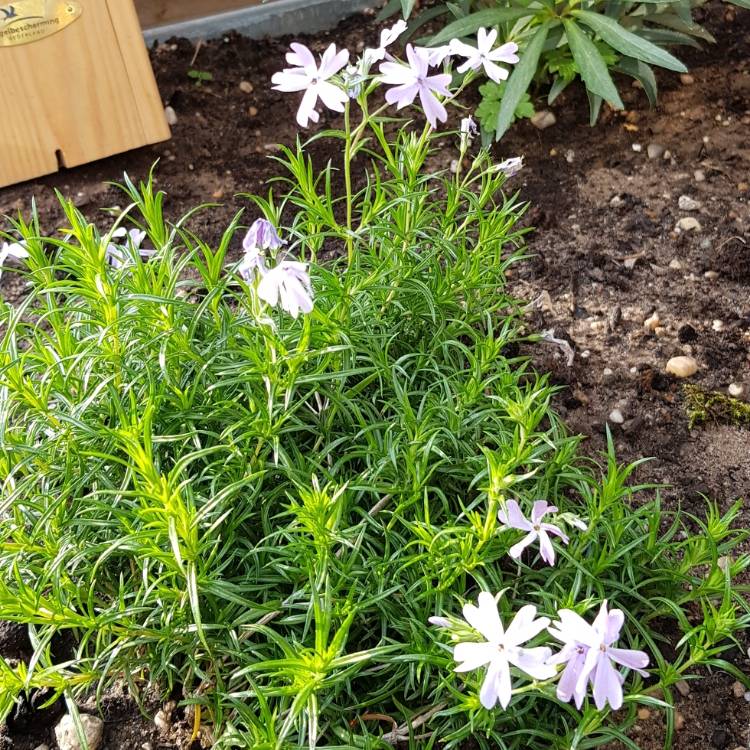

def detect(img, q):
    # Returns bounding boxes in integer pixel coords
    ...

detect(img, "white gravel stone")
[608,409,625,424]
[55,714,104,750]
[675,216,702,232]
[729,383,744,397]
[239,80,254,94]
[678,195,702,211]
[647,143,665,159]
[644,312,660,331]
[164,106,178,126]
[666,356,698,378]
[531,110,556,130]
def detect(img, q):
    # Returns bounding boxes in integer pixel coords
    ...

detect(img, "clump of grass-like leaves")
[0,129,748,750]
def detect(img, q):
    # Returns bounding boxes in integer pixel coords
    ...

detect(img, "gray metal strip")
[143,0,378,43]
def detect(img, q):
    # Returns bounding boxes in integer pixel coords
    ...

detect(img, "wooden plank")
[0,0,169,188]
[134,0,267,29]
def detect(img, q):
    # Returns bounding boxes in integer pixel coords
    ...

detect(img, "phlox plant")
[0,32,749,750]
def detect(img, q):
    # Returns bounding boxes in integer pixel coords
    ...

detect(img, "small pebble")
[531,110,556,130]
[565,149,575,164]
[666,356,698,378]
[239,80,254,94]
[675,711,685,731]
[712,319,724,332]
[644,312,660,331]
[678,195,702,211]
[603,367,614,378]
[610,195,625,208]
[55,715,104,750]
[164,106,178,126]
[632,143,642,153]
[732,681,745,698]
[637,707,651,720]
[699,238,712,250]
[608,409,625,425]
[675,217,702,232]
[669,259,683,270]
[704,270,719,280]
[728,383,744,397]
[248,106,258,117]
[694,169,706,182]
[675,679,690,697]
[680,73,695,85]
[154,709,171,733]
[647,143,665,159]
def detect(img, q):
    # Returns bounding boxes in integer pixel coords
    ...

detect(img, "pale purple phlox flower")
[379,44,452,128]
[450,591,556,709]
[272,43,350,128]
[450,28,519,83]
[547,601,650,711]
[498,499,569,566]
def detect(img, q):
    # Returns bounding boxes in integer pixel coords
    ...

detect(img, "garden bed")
[0,4,748,749]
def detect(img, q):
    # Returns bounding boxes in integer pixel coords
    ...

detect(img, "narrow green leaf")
[727,0,750,9]
[573,10,687,72]
[495,22,551,140]
[641,13,715,43]
[587,90,603,126]
[614,57,658,108]
[376,0,401,21]
[563,19,624,109]
[548,75,572,105]
[639,28,702,48]
[401,0,417,18]
[429,7,532,45]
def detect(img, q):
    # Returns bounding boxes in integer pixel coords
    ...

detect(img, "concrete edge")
[143,0,378,43]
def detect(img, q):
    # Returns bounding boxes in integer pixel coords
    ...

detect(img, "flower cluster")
[238,218,313,319]
[432,592,649,712]
[273,24,519,130]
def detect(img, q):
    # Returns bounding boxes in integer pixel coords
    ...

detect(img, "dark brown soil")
[1,4,749,749]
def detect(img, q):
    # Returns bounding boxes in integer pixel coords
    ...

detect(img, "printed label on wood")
[0,0,82,47]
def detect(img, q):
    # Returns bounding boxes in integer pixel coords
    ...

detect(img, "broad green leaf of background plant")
[614,57,658,108]
[563,20,624,110]
[727,0,750,8]
[573,10,687,72]
[495,22,551,140]
[428,7,532,45]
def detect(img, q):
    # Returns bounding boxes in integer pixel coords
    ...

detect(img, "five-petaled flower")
[272,43,350,128]
[498,500,569,566]
[450,591,556,709]
[379,44,452,128]
[450,28,519,83]
[548,601,649,710]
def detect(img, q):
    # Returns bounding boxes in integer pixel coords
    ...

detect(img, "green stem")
[344,101,354,269]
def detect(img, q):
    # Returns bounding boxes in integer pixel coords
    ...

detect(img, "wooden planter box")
[0,0,170,188]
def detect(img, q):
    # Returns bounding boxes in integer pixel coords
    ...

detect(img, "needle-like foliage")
[0,121,748,750]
